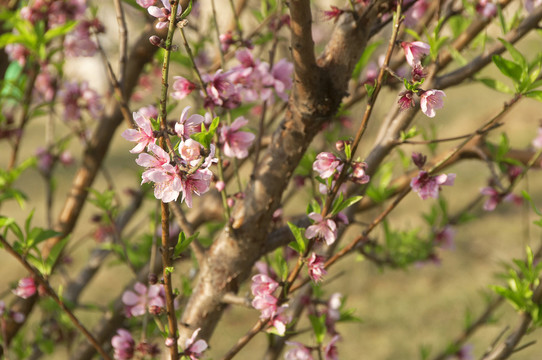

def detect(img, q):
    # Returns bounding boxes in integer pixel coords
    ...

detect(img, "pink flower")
[112,329,135,360]
[434,226,455,250]
[34,68,55,102]
[181,168,213,208]
[410,171,455,200]
[59,150,74,166]
[480,186,500,211]
[148,0,182,29]
[179,139,202,163]
[137,0,156,8]
[323,5,344,22]
[182,328,208,360]
[480,186,522,212]
[63,21,100,57]
[138,105,158,120]
[252,293,278,319]
[525,0,542,12]
[59,81,102,121]
[171,76,196,100]
[305,213,337,246]
[476,0,497,18]
[404,0,430,27]
[270,59,294,101]
[122,282,166,317]
[420,89,445,118]
[324,335,340,360]
[13,277,37,299]
[219,31,235,52]
[202,69,239,109]
[220,117,255,159]
[351,161,370,184]
[175,106,204,139]
[401,41,430,67]
[36,147,54,174]
[398,90,415,111]
[270,306,290,335]
[0,301,25,323]
[313,152,342,179]
[532,127,542,149]
[307,253,327,283]
[456,344,474,360]
[5,44,30,66]
[285,342,314,360]
[122,111,156,153]
[327,293,342,324]
[251,274,279,297]
[136,144,183,203]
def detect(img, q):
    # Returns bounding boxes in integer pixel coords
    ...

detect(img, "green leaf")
[522,190,542,216]
[44,21,78,42]
[190,116,220,149]
[43,236,69,275]
[498,38,526,70]
[524,90,542,102]
[287,222,306,254]
[403,28,420,40]
[497,6,507,34]
[352,41,382,79]
[180,0,193,19]
[492,55,523,84]
[309,314,327,344]
[330,195,363,217]
[478,77,514,94]
[0,33,26,48]
[174,231,198,258]
[365,81,376,98]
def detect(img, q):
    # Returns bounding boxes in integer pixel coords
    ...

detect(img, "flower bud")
[149,35,162,47]
[148,273,158,285]
[335,140,345,152]
[412,152,427,169]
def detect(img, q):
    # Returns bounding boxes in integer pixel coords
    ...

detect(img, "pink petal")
[147,6,163,17]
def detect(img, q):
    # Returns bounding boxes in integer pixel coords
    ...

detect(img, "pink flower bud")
[13,277,37,299]
[215,180,226,192]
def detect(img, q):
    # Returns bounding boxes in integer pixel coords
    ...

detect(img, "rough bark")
[178,0,389,344]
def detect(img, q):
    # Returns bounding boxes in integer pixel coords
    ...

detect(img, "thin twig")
[0,235,112,360]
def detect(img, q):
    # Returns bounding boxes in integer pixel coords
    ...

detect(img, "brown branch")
[290,0,318,98]
[481,279,542,360]
[0,235,112,360]
[434,5,542,89]
[178,0,387,347]
[2,21,163,348]
[431,298,504,360]
[113,0,128,87]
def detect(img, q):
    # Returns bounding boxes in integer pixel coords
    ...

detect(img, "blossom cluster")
[3,0,104,124]
[251,274,290,335]
[398,41,446,118]
[410,152,455,200]
[312,151,370,195]
[169,48,293,110]
[122,107,216,206]
[111,328,160,360]
[7,0,103,63]
[284,293,344,360]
